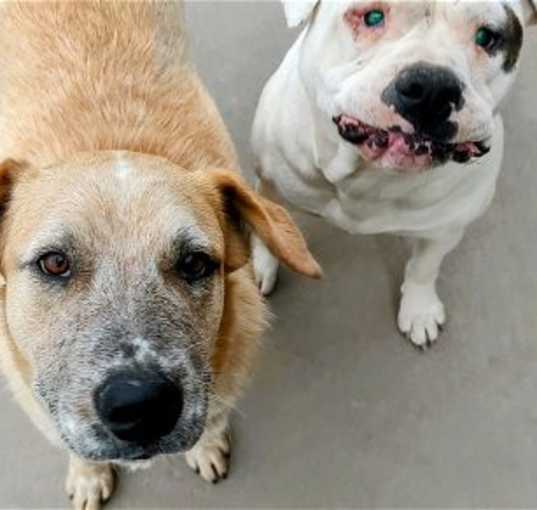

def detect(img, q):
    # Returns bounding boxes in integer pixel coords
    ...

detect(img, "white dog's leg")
[252,233,279,295]
[65,455,116,510]
[251,178,280,295]
[185,407,231,484]
[398,229,464,348]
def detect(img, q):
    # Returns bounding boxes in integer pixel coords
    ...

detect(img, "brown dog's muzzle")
[94,370,183,446]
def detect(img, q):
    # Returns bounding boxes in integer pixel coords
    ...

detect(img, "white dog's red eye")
[475,27,502,53]
[344,6,387,35]
[364,10,385,28]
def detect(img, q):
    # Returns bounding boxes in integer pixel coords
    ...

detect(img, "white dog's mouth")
[333,115,490,171]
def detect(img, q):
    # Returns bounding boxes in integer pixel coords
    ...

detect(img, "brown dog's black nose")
[95,371,183,444]
[382,62,464,141]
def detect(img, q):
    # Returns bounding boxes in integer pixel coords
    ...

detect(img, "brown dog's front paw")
[65,456,116,510]
[185,432,230,484]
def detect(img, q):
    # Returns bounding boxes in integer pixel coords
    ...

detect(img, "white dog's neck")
[290,43,362,181]
[296,69,375,183]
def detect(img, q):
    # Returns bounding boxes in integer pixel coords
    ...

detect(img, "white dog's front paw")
[185,432,231,484]
[398,281,446,348]
[251,235,279,296]
[65,457,115,510]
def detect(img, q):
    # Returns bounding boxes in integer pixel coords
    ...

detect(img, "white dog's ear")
[520,0,537,25]
[281,0,320,27]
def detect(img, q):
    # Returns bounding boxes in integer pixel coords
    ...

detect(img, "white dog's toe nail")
[398,283,446,350]
[425,318,438,341]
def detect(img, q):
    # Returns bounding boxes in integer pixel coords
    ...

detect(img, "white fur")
[115,153,133,181]
[518,0,537,24]
[131,336,155,362]
[252,0,527,346]
[65,455,115,510]
[282,0,319,27]
[184,411,230,483]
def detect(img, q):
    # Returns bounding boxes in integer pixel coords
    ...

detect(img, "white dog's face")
[290,0,533,171]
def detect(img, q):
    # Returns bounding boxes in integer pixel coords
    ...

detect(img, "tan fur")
[208,169,322,278]
[0,2,236,171]
[0,2,319,508]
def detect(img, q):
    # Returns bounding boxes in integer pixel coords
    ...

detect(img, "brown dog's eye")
[38,252,71,278]
[176,252,217,283]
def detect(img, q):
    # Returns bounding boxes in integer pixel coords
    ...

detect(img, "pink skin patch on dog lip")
[333,115,490,172]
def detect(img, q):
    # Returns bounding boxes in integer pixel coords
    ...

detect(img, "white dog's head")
[284,0,535,171]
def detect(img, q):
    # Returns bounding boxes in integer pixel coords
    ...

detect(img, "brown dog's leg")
[185,407,231,484]
[65,454,116,510]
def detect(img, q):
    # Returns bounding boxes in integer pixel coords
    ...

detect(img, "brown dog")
[0,2,320,509]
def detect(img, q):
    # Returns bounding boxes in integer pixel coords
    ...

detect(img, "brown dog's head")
[0,152,320,462]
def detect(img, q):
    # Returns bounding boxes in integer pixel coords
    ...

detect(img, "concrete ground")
[2,2,537,508]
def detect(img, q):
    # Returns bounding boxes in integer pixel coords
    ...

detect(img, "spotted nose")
[95,371,183,444]
[382,62,464,141]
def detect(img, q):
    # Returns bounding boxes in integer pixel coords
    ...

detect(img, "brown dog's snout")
[94,371,183,445]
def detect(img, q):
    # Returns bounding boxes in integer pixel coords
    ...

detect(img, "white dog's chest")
[261,117,504,236]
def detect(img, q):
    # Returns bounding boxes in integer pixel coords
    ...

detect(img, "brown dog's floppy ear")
[0,159,25,213]
[0,159,27,279]
[209,169,322,279]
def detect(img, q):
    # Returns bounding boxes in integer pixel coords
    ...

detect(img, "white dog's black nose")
[95,371,183,444]
[383,62,464,141]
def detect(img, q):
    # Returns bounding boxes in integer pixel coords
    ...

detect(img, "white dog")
[251,0,536,347]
